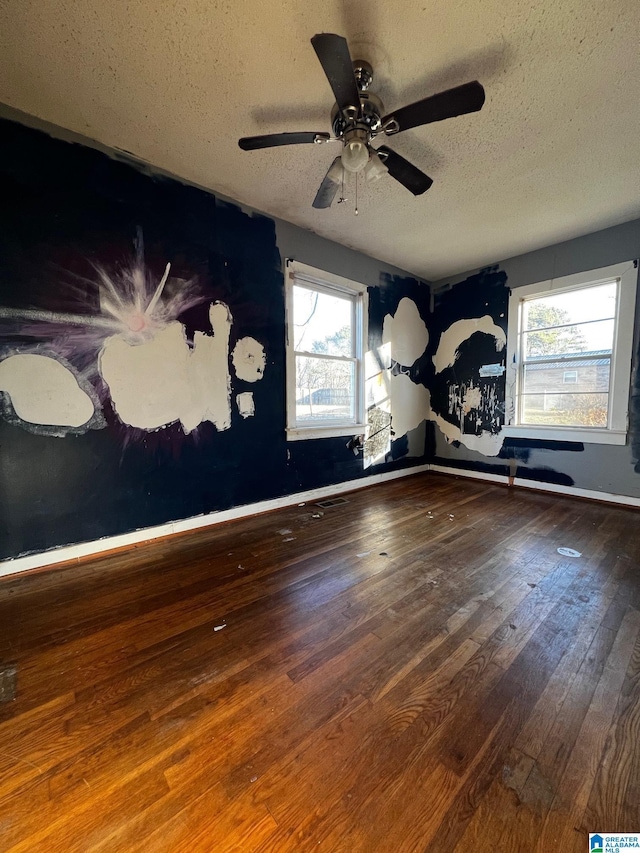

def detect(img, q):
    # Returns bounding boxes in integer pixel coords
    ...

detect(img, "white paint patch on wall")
[236,392,255,418]
[232,337,266,382]
[99,301,233,433]
[382,298,429,367]
[433,316,506,374]
[388,372,430,439]
[479,363,505,378]
[429,410,504,456]
[183,302,233,432]
[0,354,95,427]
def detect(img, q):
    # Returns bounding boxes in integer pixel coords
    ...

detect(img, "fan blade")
[312,157,343,209]
[377,146,433,195]
[382,81,485,134]
[239,132,330,151]
[311,33,361,115]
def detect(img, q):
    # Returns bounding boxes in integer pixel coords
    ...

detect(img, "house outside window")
[504,261,638,445]
[285,259,368,440]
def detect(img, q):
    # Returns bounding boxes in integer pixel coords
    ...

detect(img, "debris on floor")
[379,552,389,557]
[557,547,582,558]
[311,513,323,519]
[0,664,17,703]
[213,622,227,632]
[277,528,292,535]
[356,551,371,558]
[284,537,296,542]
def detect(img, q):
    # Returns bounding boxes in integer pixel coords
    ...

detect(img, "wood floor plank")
[0,471,639,851]
[534,606,640,852]
[582,630,640,832]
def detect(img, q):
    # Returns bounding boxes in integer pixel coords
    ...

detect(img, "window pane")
[521,393,609,427]
[522,319,614,358]
[295,356,355,422]
[523,282,617,330]
[522,358,610,396]
[293,285,353,355]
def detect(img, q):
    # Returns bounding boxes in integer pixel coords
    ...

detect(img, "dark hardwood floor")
[0,471,639,852]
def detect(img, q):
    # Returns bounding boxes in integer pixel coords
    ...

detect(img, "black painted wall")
[0,117,430,561]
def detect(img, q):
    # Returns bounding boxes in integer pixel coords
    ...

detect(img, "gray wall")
[430,219,640,498]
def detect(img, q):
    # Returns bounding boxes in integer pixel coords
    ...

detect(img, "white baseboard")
[512,476,640,508]
[0,463,431,579]
[3,459,638,580]
[430,463,640,508]
[428,464,509,486]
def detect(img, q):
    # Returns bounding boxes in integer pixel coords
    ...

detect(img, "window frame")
[285,259,369,441]
[504,260,638,445]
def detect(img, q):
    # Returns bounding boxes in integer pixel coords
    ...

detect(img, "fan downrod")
[353,60,373,92]
[331,60,384,140]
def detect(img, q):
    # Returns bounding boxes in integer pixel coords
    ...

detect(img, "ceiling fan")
[238,33,485,210]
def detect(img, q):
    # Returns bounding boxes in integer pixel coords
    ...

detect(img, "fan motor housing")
[331,91,384,139]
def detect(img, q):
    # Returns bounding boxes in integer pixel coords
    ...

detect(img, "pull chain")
[338,167,346,204]
[355,171,359,215]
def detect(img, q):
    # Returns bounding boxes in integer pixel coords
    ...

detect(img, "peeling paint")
[462,386,482,413]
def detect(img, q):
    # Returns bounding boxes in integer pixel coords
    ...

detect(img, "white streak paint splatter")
[433,316,506,374]
[382,298,429,367]
[0,354,95,427]
[232,337,266,382]
[99,302,232,433]
[236,391,255,419]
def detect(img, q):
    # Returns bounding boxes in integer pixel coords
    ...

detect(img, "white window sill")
[287,424,367,441]
[502,425,627,446]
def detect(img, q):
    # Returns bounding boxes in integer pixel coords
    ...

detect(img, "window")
[285,259,368,440]
[504,260,637,445]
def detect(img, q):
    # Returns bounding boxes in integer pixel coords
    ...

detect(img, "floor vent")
[316,497,349,508]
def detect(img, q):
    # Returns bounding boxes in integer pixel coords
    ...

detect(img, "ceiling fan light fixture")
[239,34,484,207]
[341,134,370,173]
[364,152,389,183]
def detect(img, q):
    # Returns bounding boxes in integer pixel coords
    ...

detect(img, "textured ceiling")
[1,0,640,281]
